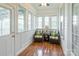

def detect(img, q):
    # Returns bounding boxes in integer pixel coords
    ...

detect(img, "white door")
[0,4,15,56]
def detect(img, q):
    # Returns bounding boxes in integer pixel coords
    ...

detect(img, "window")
[0,7,10,36]
[28,12,32,30]
[72,4,79,56]
[18,8,25,32]
[33,16,36,30]
[60,15,64,35]
[37,17,42,29]
[72,15,78,34]
[51,16,58,29]
[73,15,77,26]
[0,20,1,36]
[44,17,50,28]
[44,17,49,26]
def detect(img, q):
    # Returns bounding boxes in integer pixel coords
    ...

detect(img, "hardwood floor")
[18,42,64,56]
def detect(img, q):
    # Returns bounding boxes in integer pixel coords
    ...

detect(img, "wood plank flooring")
[18,42,64,56]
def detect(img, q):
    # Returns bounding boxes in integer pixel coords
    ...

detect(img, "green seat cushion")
[35,35,42,38]
[36,31,42,35]
[51,32,58,37]
[50,36,58,40]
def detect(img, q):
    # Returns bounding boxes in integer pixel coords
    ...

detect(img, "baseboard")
[62,48,67,56]
[16,40,33,56]
[63,49,75,56]
[60,43,67,56]
[71,51,75,56]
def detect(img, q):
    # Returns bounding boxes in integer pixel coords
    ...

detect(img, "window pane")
[37,17,42,29]
[0,7,10,36]
[51,16,57,29]
[72,4,79,56]
[44,17,50,28]
[0,19,1,36]
[33,16,36,29]
[28,13,31,30]
[18,9,25,32]
[60,15,64,35]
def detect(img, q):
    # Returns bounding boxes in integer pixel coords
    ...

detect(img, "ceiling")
[30,3,63,16]
[30,3,62,10]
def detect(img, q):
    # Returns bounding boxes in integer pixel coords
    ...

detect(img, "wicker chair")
[33,29,44,42]
[49,30,60,44]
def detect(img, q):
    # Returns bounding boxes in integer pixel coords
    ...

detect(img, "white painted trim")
[16,40,33,56]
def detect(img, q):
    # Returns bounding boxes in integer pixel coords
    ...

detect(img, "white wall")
[58,4,67,55]
[15,31,35,55]
[59,4,73,56]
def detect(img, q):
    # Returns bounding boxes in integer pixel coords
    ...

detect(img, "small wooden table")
[43,33,49,41]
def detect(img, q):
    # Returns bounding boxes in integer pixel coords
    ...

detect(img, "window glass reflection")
[18,9,25,32]
[28,13,32,30]
[0,7,10,36]
[37,17,42,29]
